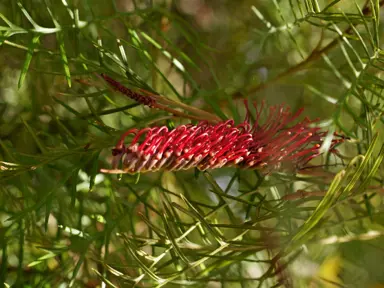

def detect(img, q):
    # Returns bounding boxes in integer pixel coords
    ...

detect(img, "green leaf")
[18,34,40,89]
[177,195,225,244]
[124,237,164,283]
[89,151,101,192]
[355,143,384,195]
[44,192,54,232]
[288,168,344,252]
[28,252,57,267]
[162,214,190,264]
[69,253,85,287]
[21,117,46,153]
[57,31,71,87]
[343,133,379,195]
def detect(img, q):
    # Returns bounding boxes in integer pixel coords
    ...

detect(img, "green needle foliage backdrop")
[1,0,384,287]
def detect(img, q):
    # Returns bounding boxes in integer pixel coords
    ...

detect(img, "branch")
[230,0,384,101]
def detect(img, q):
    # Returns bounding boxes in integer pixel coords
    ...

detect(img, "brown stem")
[230,0,384,101]
[153,102,217,122]
[139,89,221,123]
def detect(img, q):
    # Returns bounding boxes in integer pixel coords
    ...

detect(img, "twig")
[139,89,221,123]
[282,186,384,201]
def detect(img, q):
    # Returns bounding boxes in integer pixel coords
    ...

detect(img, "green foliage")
[1,0,384,287]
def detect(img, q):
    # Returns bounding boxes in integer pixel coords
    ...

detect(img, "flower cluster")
[105,102,344,174]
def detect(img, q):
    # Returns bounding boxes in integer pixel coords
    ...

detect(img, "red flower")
[103,101,344,174]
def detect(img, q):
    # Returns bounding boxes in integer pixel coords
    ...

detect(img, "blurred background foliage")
[1,0,384,287]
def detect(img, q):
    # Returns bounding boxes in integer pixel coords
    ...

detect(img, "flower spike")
[101,102,345,174]
[100,73,156,107]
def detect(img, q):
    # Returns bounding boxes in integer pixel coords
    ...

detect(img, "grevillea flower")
[103,101,345,174]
